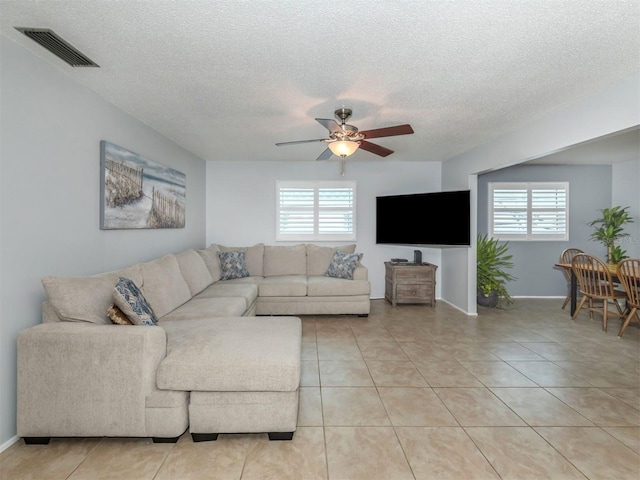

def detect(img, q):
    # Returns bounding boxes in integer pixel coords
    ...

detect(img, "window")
[489,182,568,241]
[276,181,356,241]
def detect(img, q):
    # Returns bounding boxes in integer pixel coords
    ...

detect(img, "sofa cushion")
[159,297,248,321]
[157,316,302,392]
[258,275,308,297]
[263,244,306,277]
[196,244,222,282]
[176,249,213,296]
[326,251,363,280]
[307,276,371,297]
[218,244,264,276]
[218,250,250,280]
[41,265,142,324]
[140,255,192,318]
[306,244,356,276]
[113,277,158,326]
[196,283,258,309]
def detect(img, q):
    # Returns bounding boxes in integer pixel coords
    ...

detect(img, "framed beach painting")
[100,141,186,229]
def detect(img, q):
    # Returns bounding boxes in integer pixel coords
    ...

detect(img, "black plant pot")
[477,289,499,308]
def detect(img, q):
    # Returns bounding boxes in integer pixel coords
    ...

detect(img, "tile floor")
[2,298,639,479]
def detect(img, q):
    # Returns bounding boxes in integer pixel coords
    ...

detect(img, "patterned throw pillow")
[217,250,250,280]
[325,251,363,280]
[112,277,158,326]
[107,304,133,325]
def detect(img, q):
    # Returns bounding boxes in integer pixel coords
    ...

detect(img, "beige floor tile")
[435,388,526,426]
[0,438,100,480]
[398,341,455,362]
[68,437,173,480]
[302,340,318,360]
[491,387,593,426]
[386,324,432,342]
[466,427,587,479]
[321,387,390,426]
[520,342,590,361]
[507,361,593,387]
[301,359,320,386]
[439,344,502,361]
[317,340,363,361]
[324,427,414,480]
[350,325,395,342]
[315,323,354,341]
[602,426,640,454]
[460,361,538,387]
[395,427,500,479]
[366,360,429,387]
[319,360,374,386]
[546,388,640,426]
[378,387,458,426]
[480,342,546,361]
[535,427,640,480]
[155,433,254,480]
[358,341,410,361]
[554,361,640,388]
[298,387,323,426]
[241,427,328,480]
[415,361,484,387]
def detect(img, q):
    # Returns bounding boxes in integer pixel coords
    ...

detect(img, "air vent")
[15,28,99,67]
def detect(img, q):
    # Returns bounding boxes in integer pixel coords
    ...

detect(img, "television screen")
[376,190,471,246]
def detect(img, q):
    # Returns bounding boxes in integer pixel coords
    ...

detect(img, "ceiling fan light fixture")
[328,140,360,158]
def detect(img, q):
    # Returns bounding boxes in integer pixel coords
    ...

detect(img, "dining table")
[554,261,620,316]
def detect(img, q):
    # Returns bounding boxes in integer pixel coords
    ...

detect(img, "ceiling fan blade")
[316,147,334,161]
[359,140,394,157]
[276,138,328,146]
[360,124,414,139]
[315,118,344,135]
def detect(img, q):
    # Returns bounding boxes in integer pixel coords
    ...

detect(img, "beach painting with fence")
[100,141,186,229]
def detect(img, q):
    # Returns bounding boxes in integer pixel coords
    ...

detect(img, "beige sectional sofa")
[17,243,369,444]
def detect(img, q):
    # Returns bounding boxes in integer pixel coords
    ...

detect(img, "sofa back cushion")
[306,244,356,276]
[263,244,306,276]
[140,255,192,318]
[196,244,222,282]
[42,265,142,324]
[218,243,265,276]
[176,249,213,296]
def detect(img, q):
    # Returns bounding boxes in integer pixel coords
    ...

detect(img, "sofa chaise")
[17,243,370,444]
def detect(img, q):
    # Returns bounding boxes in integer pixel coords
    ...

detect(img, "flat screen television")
[376,190,471,246]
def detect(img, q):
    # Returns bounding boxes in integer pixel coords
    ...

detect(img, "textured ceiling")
[1,0,639,164]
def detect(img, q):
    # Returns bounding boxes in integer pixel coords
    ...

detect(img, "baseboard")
[438,298,478,316]
[0,435,19,454]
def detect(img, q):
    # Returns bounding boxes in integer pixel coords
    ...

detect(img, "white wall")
[442,73,640,313]
[0,35,207,448]
[206,159,442,298]
[612,158,640,259]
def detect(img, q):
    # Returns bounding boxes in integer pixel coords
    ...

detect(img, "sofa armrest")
[353,264,368,281]
[17,322,167,438]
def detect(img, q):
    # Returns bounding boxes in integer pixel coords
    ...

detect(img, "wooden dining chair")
[571,253,625,332]
[616,258,640,338]
[560,248,583,309]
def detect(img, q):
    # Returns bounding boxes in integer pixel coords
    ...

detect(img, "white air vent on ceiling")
[14,27,99,67]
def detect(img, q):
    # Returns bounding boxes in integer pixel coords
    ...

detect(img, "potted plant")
[588,206,634,264]
[477,233,516,307]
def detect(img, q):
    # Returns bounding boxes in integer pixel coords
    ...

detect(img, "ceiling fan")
[276,108,414,174]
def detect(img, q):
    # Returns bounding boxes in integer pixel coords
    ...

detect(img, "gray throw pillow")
[217,250,250,280]
[112,277,158,326]
[325,251,363,280]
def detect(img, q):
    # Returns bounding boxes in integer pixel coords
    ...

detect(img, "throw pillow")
[112,277,157,326]
[325,251,363,280]
[107,304,133,325]
[217,250,250,280]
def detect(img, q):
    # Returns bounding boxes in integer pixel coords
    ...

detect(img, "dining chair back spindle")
[560,248,584,309]
[571,253,625,332]
[616,258,640,338]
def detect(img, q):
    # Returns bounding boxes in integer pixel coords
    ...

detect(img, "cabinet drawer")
[395,269,434,283]
[397,284,430,303]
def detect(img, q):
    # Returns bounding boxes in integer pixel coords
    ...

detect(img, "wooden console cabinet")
[385,262,437,307]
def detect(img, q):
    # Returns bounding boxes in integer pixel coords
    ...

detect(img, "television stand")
[384,262,437,307]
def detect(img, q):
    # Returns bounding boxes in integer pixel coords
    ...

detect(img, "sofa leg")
[23,437,50,445]
[191,433,219,442]
[152,436,180,444]
[268,432,294,441]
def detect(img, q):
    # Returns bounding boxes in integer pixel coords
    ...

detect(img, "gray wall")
[0,35,207,447]
[612,158,640,259]
[478,164,612,297]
